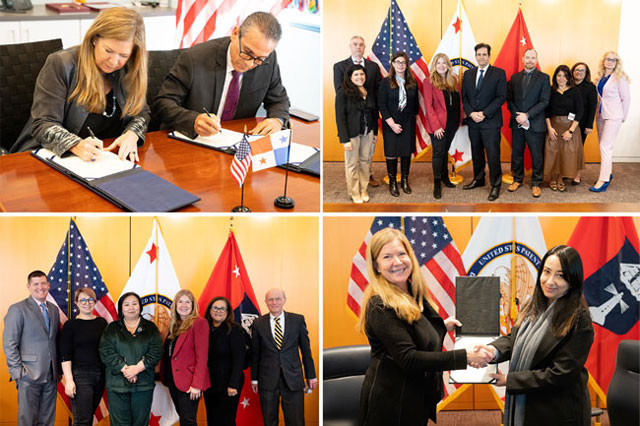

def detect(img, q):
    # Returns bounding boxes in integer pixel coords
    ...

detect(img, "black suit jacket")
[250,311,316,392]
[208,322,246,392]
[335,89,376,143]
[153,37,290,138]
[490,305,594,426]
[507,69,550,132]
[462,65,507,130]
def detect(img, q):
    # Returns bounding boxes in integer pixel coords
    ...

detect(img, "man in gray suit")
[251,288,317,426]
[3,270,60,426]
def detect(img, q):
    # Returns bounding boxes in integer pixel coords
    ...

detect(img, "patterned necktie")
[476,69,485,92]
[274,317,283,350]
[221,70,241,121]
[40,303,50,333]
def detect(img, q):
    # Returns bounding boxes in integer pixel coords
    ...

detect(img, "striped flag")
[47,219,117,424]
[368,0,430,158]
[231,134,252,187]
[347,216,466,398]
[176,0,293,49]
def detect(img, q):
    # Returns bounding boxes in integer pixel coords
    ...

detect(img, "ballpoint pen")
[202,107,222,133]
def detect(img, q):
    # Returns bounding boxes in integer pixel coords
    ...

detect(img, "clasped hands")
[467,344,495,368]
[194,113,282,137]
[120,360,145,384]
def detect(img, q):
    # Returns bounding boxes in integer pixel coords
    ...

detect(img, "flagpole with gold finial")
[389,0,392,65]
[448,0,465,185]
[510,217,518,329]
[67,217,75,319]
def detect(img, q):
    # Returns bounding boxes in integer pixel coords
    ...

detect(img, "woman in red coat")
[422,53,463,199]
[161,289,211,426]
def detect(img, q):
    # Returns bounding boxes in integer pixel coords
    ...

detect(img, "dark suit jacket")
[250,311,316,392]
[333,57,381,96]
[359,296,467,426]
[153,37,290,138]
[507,69,550,132]
[208,322,246,392]
[462,65,507,130]
[335,89,376,143]
[3,297,60,383]
[490,305,594,426]
[160,317,210,393]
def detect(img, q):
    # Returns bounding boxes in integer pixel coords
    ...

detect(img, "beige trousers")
[344,131,373,197]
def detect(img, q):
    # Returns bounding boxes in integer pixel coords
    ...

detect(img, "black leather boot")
[441,172,456,188]
[386,159,399,197]
[433,179,442,199]
[400,156,412,194]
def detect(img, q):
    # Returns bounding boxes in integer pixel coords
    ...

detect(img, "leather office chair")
[606,340,639,426]
[324,345,371,426]
[0,38,63,152]
[146,48,182,132]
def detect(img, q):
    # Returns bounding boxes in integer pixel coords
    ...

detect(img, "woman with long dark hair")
[378,51,419,197]
[475,245,595,426]
[570,62,598,185]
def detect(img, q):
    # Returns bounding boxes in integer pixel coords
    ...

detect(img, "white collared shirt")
[216,44,244,117]
[351,56,365,66]
[475,64,490,87]
[270,311,285,342]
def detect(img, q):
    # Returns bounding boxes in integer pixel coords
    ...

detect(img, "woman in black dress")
[203,296,247,426]
[378,51,419,197]
[570,62,598,185]
[60,288,108,426]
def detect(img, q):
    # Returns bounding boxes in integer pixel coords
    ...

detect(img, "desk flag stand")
[232,126,251,212]
[274,121,295,209]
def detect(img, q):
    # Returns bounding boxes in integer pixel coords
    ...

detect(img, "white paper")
[286,143,319,165]
[33,148,137,181]
[172,129,261,149]
[449,335,498,384]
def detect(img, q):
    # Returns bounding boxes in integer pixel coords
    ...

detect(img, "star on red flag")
[453,17,461,33]
[146,243,157,264]
[149,413,162,426]
[232,265,240,278]
[520,36,526,46]
[451,149,464,163]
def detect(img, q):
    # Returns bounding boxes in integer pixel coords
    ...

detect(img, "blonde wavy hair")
[168,289,200,339]
[596,51,630,83]
[429,53,458,92]
[357,228,438,333]
[69,7,147,117]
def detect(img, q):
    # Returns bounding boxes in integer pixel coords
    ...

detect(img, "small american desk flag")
[231,134,252,187]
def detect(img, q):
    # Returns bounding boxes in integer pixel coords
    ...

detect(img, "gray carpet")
[323,161,640,206]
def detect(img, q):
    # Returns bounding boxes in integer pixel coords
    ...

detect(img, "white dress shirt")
[475,64,490,87]
[216,44,244,117]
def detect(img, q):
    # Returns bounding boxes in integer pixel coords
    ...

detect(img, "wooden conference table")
[0,118,320,212]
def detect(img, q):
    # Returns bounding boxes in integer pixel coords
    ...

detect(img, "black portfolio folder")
[32,148,200,212]
[455,276,501,335]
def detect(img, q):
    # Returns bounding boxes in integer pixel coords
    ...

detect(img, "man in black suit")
[154,12,290,138]
[333,36,382,187]
[507,49,550,198]
[251,288,317,426]
[461,43,507,201]
[3,271,60,426]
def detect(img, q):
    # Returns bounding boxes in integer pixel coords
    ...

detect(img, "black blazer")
[507,69,551,132]
[462,65,507,129]
[153,37,290,138]
[359,296,467,426]
[335,89,376,143]
[490,305,594,426]
[333,57,381,96]
[208,322,246,392]
[575,81,598,132]
[250,311,316,392]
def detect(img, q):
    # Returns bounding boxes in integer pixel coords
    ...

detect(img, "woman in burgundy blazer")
[422,53,464,199]
[161,290,210,426]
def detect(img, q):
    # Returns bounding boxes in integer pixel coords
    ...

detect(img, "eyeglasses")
[604,58,618,62]
[574,69,586,73]
[211,306,228,312]
[78,298,96,304]
[238,33,270,66]
[393,60,407,65]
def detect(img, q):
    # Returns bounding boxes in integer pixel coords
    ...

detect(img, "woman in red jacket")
[161,289,211,426]
[422,53,463,199]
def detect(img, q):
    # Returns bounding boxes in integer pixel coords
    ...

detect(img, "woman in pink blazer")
[422,53,463,199]
[161,289,211,426]
[590,51,631,192]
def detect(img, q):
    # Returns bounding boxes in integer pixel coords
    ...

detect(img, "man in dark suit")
[461,43,507,201]
[251,288,317,426]
[507,49,550,198]
[3,270,60,426]
[154,12,290,138]
[333,36,382,187]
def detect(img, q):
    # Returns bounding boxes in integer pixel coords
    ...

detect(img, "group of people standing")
[334,36,631,202]
[3,272,317,426]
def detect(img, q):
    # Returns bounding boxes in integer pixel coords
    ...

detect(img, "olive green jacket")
[99,318,162,393]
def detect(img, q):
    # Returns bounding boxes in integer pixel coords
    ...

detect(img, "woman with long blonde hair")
[12,7,149,162]
[423,53,463,199]
[358,227,491,426]
[590,51,631,192]
[160,289,210,426]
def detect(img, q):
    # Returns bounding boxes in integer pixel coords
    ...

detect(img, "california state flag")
[120,219,180,426]
[429,0,478,171]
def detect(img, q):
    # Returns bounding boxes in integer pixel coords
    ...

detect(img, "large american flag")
[347,216,466,397]
[369,0,430,158]
[176,0,292,48]
[47,219,118,424]
[230,133,252,187]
